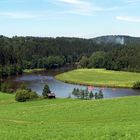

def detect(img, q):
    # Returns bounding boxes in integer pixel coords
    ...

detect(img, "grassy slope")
[1,92,140,139]
[56,69,140,88]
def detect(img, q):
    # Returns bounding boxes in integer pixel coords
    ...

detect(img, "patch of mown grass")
[56,68,140,88]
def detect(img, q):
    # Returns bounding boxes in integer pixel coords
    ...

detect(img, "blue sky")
[0,0,140,38]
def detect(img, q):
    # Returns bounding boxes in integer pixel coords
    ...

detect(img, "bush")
[133,81,140,89]
[15,89,38,102]
[15,90,30,102]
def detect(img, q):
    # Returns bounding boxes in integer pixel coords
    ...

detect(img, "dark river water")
[11,68,140,99]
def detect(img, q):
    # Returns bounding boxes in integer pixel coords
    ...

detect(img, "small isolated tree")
[80,89,85,99]
[95,92,98,99]
[95,90,104,99]
[72,88,77,96]
[89,91,94,99]
[84,88,89,100]
[42,84,51,98]
[76,88,80,98]
[133,81,140,89]
[98,90,104,99]
[72,88,81,98]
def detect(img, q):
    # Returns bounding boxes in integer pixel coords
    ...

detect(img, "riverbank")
[1,92,140,139]
[55,68,140,88]
[23,65,76,75]
[23,68,46,73]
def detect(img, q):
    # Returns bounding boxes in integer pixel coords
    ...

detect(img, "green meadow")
[1,92,140,139]
[56,69,140,88]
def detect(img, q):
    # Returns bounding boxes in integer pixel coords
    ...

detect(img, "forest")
[0,35,140,78]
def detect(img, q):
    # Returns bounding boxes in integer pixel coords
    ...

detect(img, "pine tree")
[42,84,51,98]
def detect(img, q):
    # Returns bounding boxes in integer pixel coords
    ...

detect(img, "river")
[10,68,140,98]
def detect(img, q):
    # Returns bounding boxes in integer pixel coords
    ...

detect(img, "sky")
[0,0,140,38]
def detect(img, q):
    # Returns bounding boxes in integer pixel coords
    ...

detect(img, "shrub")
[15,89,38,102]
[15,90,30,102]
[133,81,140,89]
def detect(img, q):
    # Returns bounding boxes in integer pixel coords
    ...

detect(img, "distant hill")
[1,35,140,45]
[91,35,140,45]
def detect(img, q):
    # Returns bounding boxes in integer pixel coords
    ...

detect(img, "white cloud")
[0,11,70,20]
[116,16,140,23]
[56,0,96,15]
[55,0,118,15]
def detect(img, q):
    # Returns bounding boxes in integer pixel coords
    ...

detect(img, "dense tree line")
[0,35,140,78]
[79,45,140,72]
[0,65,22,78]
[0,36,110,78]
